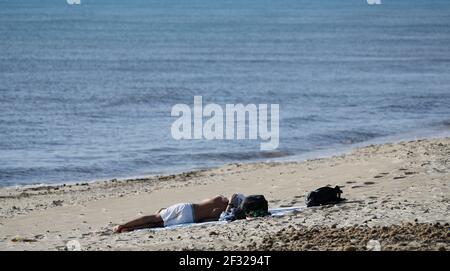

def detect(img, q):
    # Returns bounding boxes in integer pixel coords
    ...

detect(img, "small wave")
[0,164,104,180]
[308,129,387,145]
[104,88,194,107]
[284,115,330,126]
[164,150,291,162]
[439,120,450,128]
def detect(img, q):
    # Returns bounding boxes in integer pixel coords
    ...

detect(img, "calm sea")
[1,0,450,186]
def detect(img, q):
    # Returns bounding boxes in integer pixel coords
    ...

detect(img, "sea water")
[1,0,449,186]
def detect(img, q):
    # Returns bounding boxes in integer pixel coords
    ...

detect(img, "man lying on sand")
[113,194,244,233]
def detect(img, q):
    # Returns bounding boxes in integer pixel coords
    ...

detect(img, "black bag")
[236,195,269,219]
[306,186,345,207]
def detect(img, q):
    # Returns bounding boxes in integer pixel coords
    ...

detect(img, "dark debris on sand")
[253,223,450,251]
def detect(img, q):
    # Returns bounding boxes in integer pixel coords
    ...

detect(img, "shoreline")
[3,126,450,190]
[0,137,449,250]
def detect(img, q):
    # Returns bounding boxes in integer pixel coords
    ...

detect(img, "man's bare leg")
[113,214,164,233]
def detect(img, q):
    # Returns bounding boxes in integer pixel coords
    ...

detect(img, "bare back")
[192,195,229,222]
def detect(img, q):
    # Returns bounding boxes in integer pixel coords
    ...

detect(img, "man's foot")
[113,225,129,233]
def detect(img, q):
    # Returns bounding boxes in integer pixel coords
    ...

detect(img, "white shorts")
[159,203,195,227]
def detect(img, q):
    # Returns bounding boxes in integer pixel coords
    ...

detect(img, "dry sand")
[0,138,449,251]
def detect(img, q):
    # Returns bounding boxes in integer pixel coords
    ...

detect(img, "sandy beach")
[0,138,449,251]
